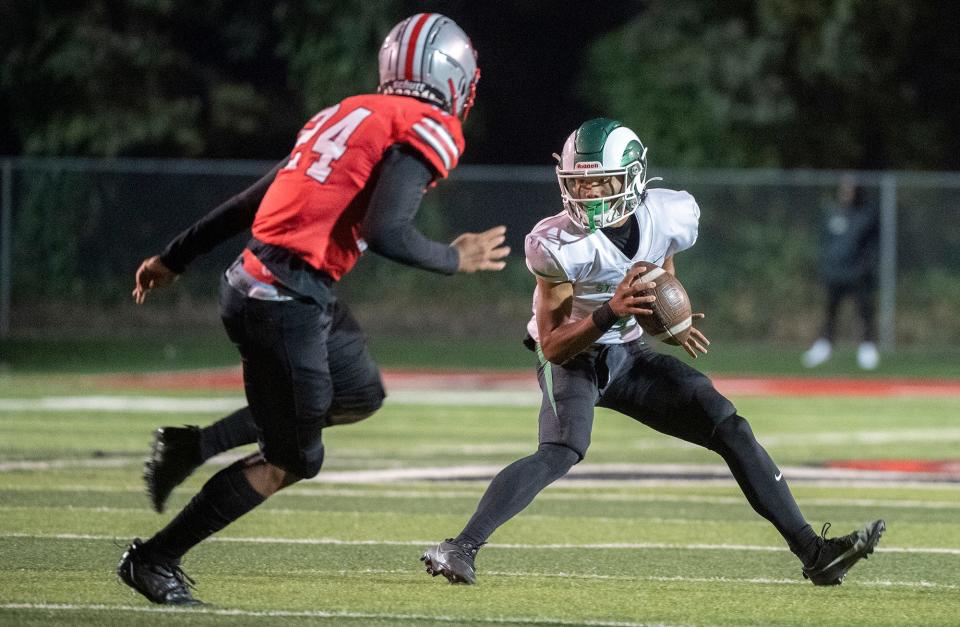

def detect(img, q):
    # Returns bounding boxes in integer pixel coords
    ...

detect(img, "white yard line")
[4,483,959,510]
[0,603,669,627]
[0,391,542,411]
[6,391,954,413]
[0,458,137,471]
[1,457,959,486]
[267,567,960,591]
[3,532,959,556]
[758,429,960,446]
[0,396,247,412]
[4,395,960,447]
[299,463,960,485]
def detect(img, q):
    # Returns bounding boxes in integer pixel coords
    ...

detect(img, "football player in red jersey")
[117,14,506,605]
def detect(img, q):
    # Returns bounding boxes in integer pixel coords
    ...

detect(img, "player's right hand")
[609,264,657,317]
[680,312,710,358]
[451,225,510,273]
[132,255,178,304]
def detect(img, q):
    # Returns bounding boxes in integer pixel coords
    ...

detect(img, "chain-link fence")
[1,158,958,347]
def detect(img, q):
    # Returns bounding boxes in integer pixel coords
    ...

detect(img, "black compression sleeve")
[159,159,287,273]
[361,146,460,275]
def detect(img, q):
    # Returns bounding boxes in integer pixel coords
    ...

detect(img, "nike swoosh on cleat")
[820,522,885,575]
[823,543,863,571]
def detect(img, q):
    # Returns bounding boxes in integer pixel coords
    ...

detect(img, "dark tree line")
[589,0,960,168]
[2,0,958,168]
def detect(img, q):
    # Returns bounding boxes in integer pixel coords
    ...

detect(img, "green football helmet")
[555,118,658,231]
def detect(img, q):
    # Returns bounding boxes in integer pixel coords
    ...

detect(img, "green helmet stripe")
[574,118,622,165]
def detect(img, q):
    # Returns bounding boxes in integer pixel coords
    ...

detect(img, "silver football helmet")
[555,118,659,231]
[378,13,480,120]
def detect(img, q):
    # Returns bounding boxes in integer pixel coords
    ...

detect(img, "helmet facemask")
[459,68,480,121]
[555,119,660,232]
[557,150,656,231]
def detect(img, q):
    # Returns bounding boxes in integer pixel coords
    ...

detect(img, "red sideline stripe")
[825,459,960,474]
[404,13,432,80]
[713,377,960,397]
[97,369,960,396]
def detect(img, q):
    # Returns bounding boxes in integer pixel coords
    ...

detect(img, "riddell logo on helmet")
[575,161,603,170]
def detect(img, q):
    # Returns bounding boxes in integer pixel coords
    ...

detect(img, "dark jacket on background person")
[819,201,879,287]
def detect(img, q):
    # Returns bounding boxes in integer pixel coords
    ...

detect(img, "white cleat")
[802,338,833,368]
[857,342,880,370]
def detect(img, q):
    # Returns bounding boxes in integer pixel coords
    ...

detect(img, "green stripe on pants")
[535,342,559,416]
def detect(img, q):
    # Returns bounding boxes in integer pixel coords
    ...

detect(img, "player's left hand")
[451,225,511,272]
[681,312,710,359]
[132,255,178,304]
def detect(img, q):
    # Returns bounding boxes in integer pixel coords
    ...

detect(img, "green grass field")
[1,370,959,626]
[3,334,960,377]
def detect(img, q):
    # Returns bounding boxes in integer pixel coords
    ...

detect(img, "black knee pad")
[327,384,385,426]
[265,438,325,479]
[708,414,755,452]
[536,443,581,478]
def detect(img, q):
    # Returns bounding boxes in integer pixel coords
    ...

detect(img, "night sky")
[415,1,647,164]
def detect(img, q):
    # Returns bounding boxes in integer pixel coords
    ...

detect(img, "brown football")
[631,261,693,346]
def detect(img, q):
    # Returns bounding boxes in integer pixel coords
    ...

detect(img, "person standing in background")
[802,175,880,370]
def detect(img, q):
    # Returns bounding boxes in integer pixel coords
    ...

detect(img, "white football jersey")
[525,188,700,345]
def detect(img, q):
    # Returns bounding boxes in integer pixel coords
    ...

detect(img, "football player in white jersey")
[422,118,884,587]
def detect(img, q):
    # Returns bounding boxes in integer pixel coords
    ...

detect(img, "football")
[631,261,693,346]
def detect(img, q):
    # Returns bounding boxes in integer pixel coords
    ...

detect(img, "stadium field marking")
[758,428,960,446]
[98,367,960,397]
[0,562,956,594]
[4,532,959,556]
[5,483,960,510]
[297,462,960,485]
[0,393,545,410]
[2,457,959,486]
[0,603,672,627]
[4,393,960,448]
[3,377,960,415]
[259,567,960,591]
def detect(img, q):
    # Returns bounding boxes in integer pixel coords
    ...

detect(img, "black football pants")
[218,276,384,478]
[458,340,816,557]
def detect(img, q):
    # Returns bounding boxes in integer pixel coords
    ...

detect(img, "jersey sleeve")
[661,190,701,258]
[397,112,465,178]
[525,232,569,283]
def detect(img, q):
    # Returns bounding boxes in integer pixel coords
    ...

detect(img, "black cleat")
[803,519,885,585]
[117,539,201,605]
[421,538,484,584]
[144,425,203,513]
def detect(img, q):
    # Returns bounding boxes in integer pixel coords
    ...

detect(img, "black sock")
[142,460,265,562]
[199,407,259,461]
[457,443,579,546]
[708,415,820,564]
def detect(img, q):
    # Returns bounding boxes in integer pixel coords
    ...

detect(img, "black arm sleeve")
[158,159,287,273]
[361,145,460,275]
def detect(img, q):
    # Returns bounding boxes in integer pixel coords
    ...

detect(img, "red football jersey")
[250,94,465,280]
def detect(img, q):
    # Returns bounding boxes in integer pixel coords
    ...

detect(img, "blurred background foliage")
[588,0,959,168]
[0,1,958,361]
[2,0,958,168]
